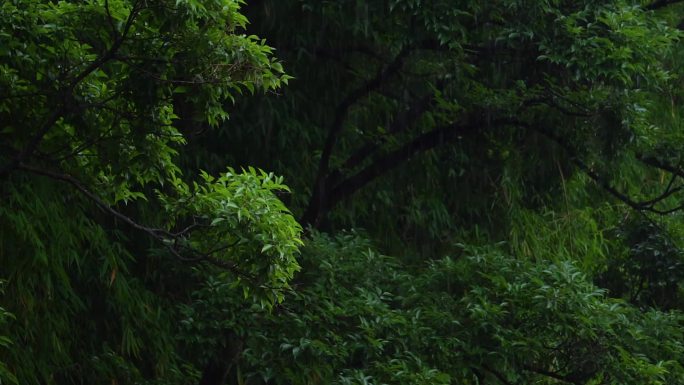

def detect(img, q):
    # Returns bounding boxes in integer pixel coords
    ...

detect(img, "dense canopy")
[2,0,684,384]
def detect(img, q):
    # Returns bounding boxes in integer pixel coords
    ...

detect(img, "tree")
[0,1,300,383]
[4,0,684,384]
[184,0,684,383]
[221,0,683,249]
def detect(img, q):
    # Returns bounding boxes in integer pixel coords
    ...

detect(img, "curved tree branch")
[303,43,416,226]
[340,92,435,173]
[327,121,479,210]
[524,124,684,215]
[16,163,255,280]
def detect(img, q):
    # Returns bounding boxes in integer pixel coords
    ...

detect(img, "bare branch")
[638,155,684,179]
[636,173,682,207]
[318,44,414,177]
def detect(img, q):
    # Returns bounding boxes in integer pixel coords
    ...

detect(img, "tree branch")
[69,0,140,87]
[521,365,580,385]
[340,92,434,173]
[524,124,684,215]
[16,163,255,280]
[303,43,415,226]
[635,173,682,207]
[318,44,414,177]
[18,163,169,237]
[523,97,595,118]
[638,155,684,179]
[0,1,140,177]
[327,119,491,212]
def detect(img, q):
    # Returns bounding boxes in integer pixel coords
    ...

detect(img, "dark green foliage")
[215,0,682,256]
[3,0,684,384]
[236,233,684,384]
[600,218,684,309]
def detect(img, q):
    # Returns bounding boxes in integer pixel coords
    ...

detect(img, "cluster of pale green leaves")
[159,168,303,304]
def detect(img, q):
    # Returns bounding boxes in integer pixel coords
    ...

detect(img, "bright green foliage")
[160,168,303,304]
[0,0,299,383]
[535,1,674,85]
[0,0,288,201]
